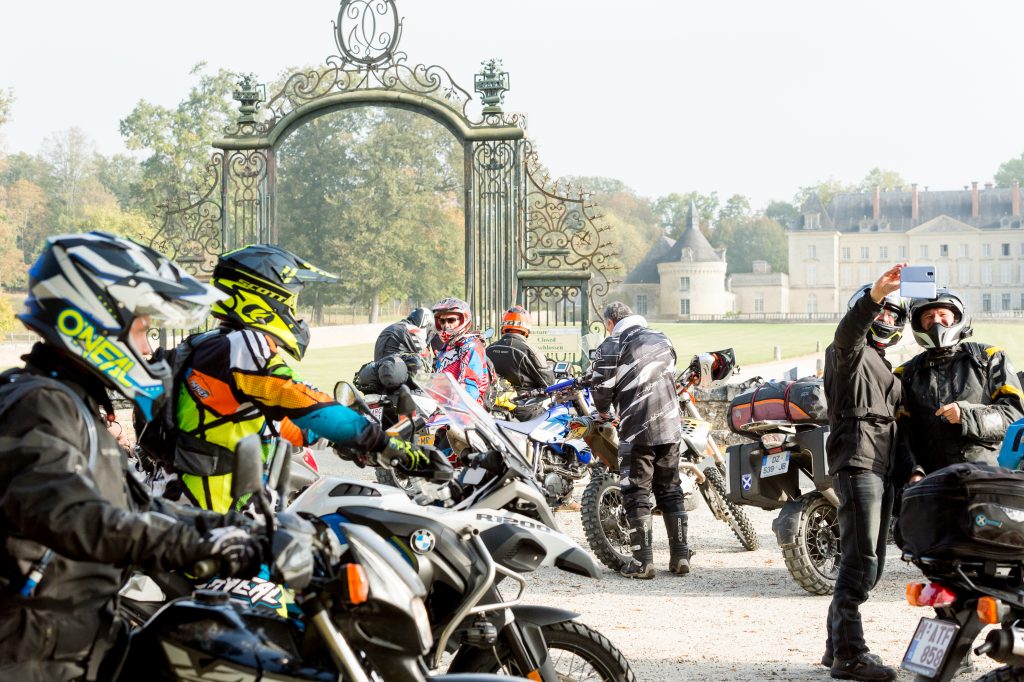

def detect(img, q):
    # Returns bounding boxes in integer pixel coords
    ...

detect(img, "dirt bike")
[575,349,759,572]
[725,408,838,595]
[114,436,510,682]
[296,373,637,681]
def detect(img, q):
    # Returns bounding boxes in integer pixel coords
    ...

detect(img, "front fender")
[511,604,578,627]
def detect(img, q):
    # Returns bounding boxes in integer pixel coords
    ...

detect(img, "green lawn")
[292,343,376,394]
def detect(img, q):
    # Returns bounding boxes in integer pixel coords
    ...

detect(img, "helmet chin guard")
[909,289,971,351]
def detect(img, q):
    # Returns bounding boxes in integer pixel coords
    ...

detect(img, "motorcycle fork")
[499,617,557,682]
[926,601,983,682]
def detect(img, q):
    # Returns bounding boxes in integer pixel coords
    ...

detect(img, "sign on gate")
[530,326,582,355]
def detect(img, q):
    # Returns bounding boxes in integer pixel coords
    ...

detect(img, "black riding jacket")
[485,333,555,390]
[824,294,909,479]
[374,320,428,362]
[586,316,681,446]
[0,344,240,675]
[896,341,1024,473]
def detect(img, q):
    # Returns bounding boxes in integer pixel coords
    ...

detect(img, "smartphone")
[900,265,937,299]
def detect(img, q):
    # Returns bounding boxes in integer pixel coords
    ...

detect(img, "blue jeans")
[826,467,894,661]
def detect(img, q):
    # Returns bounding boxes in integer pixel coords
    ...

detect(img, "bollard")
[816,358,825,377]
[773,345,782,360]
[816,340,822,352]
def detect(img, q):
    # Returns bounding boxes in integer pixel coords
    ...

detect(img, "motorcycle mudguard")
[771,498,805,547]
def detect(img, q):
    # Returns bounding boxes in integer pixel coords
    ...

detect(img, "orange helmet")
[501,305,533,337]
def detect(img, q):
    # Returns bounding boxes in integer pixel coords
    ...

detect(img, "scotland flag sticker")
[741,474,752,491]
[411,529,436,554]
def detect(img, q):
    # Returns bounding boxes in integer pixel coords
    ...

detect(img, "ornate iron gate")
[149,0,619,338]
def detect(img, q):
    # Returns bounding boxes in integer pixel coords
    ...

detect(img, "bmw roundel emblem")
[411,529,435,554]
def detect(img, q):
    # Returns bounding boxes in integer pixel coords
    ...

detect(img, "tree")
[994,153,1024,188]
[764,200,798,227]
[119,63,236,215]
[855,167,908,192]
[794,177,853,209]
[717,194,752,226]
[0,87,12,130]
[4,179,49,269]
[719,216,788,275]
[39,127,104,229]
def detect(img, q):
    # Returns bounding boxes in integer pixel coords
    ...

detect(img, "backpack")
[134,329,224,472]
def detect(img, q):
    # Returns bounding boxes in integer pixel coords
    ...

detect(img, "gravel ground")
[316,454,998,682]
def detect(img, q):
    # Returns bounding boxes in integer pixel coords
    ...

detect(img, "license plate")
[416,433,435,446]
[370,406,384,423]
[901,617,958,678]
[760,452,790,477]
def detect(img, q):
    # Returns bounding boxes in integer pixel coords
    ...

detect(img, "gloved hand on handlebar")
[200,525,266,578]
[382,437,454,483]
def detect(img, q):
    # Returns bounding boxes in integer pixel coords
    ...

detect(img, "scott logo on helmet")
[56,308,135,388]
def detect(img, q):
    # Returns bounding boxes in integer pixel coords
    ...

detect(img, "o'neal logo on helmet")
[56,308,135,388]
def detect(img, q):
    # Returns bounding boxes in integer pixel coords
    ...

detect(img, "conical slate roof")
[624,202,724,283]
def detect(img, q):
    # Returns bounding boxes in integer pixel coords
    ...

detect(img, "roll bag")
[727,379,828,436]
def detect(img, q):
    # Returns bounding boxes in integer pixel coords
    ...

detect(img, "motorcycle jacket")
[896,342,1024,473]
[485,332,555,390]
[587,315,681,446]
[434,331,490,405]
[0,344,239,678]
[374,320,431,369]
[824,293,910,479]
[176,325,382,512]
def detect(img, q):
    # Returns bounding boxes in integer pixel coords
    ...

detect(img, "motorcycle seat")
[496,412,553,435]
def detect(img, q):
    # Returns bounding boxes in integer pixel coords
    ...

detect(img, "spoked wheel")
[580,473,631,571]
[463,621,637,682]
[698,466,759,551]
[781,493,840,595]
[374,466,415,495]
[978,665,1024,681]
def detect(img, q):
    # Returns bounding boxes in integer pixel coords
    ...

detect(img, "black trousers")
[621,441,685,519]
[826,467,894,660]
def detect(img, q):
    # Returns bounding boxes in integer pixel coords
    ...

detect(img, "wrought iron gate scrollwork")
[521,140,622,334]
[147,152,225,277]
[148,0,619,344]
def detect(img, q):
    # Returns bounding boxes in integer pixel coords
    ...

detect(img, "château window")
[679,299,690,315]
[635,295,648,316]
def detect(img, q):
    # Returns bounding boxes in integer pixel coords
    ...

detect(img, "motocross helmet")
[910,288,972,351]
[432,297,472,344]
[18,231,225,420]
[848,284,908,349]
[500,305,532,337]
[405,307,434,332]
[211,245,338,360]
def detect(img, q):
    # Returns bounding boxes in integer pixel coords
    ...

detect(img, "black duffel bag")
[896,462,1024,562]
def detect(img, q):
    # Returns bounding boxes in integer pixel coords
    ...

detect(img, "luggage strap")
[783,382,795,422]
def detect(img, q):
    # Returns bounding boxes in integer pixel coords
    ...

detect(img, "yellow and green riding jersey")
[175,326,373,513]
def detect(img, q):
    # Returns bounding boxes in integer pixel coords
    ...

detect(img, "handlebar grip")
[193,558,218,580]
[545,378,576,393]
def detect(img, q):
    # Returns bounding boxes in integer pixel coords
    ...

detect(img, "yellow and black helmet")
[211,244,338,359]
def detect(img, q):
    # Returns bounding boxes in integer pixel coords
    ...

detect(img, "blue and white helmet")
[18,231,225,419]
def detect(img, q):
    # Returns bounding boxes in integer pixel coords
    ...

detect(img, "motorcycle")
[113,435,509,682]
[723,379,838,595]
[293,373,637,681]
[574,349,759,572]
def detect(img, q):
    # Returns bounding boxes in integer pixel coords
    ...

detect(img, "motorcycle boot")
[830,653,897,681]
[665,511,693,575]
[620,514,654,579]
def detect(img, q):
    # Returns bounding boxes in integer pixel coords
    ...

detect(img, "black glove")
[382,437,453,482]
[201,526,265,578]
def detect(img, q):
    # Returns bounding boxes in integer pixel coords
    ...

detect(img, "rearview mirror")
[231,434,264,501]
[396,384,418,416]
[482,327,495,341]
[334,381,357,406]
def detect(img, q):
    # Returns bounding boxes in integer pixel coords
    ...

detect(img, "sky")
[1,0,1022,209]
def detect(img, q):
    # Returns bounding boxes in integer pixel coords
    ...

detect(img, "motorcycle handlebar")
[192,558,218,580]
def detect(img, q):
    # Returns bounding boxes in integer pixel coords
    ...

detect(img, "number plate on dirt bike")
[760,452,790,477]
[370,406,384,423]
[901,616,958,678]
[416,433,435,446]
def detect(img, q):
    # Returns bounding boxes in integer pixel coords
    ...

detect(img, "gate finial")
[475,59,510,114]
[233,74,265,125]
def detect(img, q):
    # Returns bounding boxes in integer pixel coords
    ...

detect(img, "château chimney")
[1013,180,1020,218]
[971,181,979,218]
[873,186,880,221]
[911,183,919,221]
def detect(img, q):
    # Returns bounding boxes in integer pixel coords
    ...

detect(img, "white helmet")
[18,231,225,419]
[909,288,972,351]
